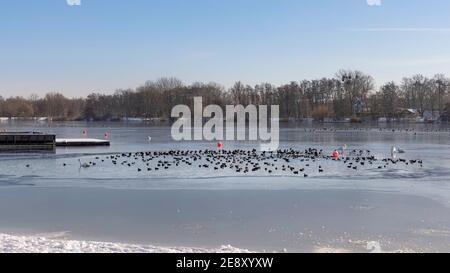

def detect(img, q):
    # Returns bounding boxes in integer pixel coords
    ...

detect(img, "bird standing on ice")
[78,159,90,169]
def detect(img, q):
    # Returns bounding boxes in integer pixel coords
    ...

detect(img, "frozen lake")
[0,121,449,252]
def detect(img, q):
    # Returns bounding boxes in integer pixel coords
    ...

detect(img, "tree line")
[1,70,450,121]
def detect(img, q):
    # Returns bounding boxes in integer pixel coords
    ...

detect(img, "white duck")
[78,159,90,169]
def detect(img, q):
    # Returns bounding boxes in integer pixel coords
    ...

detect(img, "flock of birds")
[66,147,424,178]
[18,128,434,177]
[301,127,450,134]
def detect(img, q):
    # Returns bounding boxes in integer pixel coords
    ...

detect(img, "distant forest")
[1,70,450,121]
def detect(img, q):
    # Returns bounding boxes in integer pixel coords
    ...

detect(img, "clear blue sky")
[1,0,450,97]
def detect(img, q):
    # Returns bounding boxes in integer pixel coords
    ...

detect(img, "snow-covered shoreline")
[0,233,252,253]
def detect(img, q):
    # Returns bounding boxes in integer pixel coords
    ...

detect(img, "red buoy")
[217,142,223,149]
[332,150,340,158]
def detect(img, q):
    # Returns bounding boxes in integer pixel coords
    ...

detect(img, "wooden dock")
[56,138,110,147]
[0,132,56,150]
[0,132,110,150]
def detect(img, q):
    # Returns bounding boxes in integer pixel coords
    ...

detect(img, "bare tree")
[380,82,400,119]
[1,71,449,121]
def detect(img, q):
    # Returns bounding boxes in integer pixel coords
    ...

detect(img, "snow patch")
[0,233,252,253]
